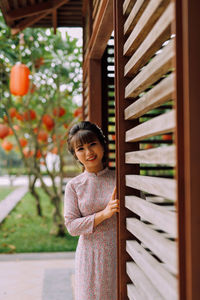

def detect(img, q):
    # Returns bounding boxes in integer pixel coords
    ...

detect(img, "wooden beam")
[7,0,69,21]
[11,0,69,34]
[11,12,49,35]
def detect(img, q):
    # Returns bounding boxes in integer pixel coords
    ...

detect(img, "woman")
[64,121,119,300]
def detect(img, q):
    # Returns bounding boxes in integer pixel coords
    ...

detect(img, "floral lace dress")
[64,168,117,300]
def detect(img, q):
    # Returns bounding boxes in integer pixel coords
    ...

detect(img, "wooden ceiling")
[0,0,83,34]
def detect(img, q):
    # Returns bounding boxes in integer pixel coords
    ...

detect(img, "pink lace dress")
[64,168,117,300]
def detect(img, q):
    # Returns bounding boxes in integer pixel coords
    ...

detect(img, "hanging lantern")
[10,63,30,96]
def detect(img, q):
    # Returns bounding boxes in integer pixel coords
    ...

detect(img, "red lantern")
[0,124,9,139]
[10,63,30,96]
[2,140,13,151]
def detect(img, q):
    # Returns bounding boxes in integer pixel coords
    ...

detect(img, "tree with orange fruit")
[0,17,82,236]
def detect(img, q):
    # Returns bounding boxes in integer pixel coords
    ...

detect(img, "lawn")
[0,186,16,202]
[0,188,78,253]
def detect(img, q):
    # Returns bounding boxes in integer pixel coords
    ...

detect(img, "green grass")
[0,187,16,202]
[0,188,78,253]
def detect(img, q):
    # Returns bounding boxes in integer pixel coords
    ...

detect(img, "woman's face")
[74,139,104,173]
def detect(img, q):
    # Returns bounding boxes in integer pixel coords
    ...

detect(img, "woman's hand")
[103,187,119,220]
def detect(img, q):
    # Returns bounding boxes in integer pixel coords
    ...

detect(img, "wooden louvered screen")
[114,0,178,299]
[101,37,116,170]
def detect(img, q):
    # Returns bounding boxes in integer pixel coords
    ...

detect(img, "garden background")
[0,11,82,254]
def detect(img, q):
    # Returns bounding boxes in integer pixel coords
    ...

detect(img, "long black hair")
[67,121,108,166]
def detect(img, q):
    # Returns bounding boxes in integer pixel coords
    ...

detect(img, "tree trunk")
[50,195,65,236]
[30,186,42,217]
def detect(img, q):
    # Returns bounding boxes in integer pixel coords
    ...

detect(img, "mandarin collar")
[84,167,109,177]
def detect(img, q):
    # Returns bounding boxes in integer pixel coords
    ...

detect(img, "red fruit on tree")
[53,107,66,117]
[23,148,34,158]
[13,125,20,131]
[63,123,68,129]
[3,115,8,123]
[73,107,82,118]
[144,144,153,150]
[0,124,9,139]
[36,150,42,159]
[42,114,54,127]
[162,134,172,141]
[1,140,13,151]
[23,109,36,121]
[16,113,24,121]
[8,128,13,135]
[9,108,17,118]
[19,138,28,148]
[37,131,48,143]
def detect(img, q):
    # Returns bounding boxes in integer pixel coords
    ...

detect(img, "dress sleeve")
[64,181,96,236]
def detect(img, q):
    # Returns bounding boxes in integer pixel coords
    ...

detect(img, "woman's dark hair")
[67,121,108,166]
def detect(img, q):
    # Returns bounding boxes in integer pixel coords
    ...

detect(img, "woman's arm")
[64,182,96,236]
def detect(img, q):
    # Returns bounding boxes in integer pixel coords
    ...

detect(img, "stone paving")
[0,252,75,300]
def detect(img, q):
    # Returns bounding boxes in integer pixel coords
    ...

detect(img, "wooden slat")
[84,95,89,106]
[146,196,173,204]
[124,73,174,120]
[84,86,89,97]
[127,284,144,300]
[126,175,176,201]
[123,0,136,16]
[124,0,147,36]
[127,262,162,299]
[125,195,177,237]
[124,0,170,56]
[126,241,178,299]
[124,3,174,77]
[125,38,174,99]
[126,218,177,274]
[126,110,175,142]
[84,104,89,115]
[125,145,175,166]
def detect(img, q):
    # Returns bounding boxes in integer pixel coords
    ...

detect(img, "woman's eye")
[91,142,96,146]
[77,147,83,151]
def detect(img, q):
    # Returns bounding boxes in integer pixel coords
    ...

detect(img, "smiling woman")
[64,121,119,300]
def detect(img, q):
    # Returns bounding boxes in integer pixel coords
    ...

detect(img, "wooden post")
[114,1,139,299]
[175,0,200,299]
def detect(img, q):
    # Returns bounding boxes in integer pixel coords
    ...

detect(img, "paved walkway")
[0,252,75,300]
[0,186,28,223]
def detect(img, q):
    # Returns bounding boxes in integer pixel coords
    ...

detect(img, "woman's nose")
[86,147,93,155]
